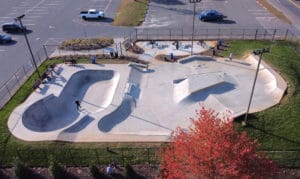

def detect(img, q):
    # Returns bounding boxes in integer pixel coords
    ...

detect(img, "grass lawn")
[113,0,148,26]
[0,41,299,167]
[220,40,300,167]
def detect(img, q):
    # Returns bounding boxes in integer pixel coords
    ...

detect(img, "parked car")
[80,9,105,19]
[198,10,225,21]
[0,34,12,43]
[2,21,26,33]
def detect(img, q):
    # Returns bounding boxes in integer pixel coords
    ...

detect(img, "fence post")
[263,29,267,40]
[135,28,138,41]
[284,29,289,40]
[272,29,277,41]
[14,74,20,86]
[43,45,49,60]
[122,148,124,166]
[254,29,258,40]
[6,85,12,98]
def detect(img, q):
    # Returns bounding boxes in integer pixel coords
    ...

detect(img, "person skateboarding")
[74,99,81,110]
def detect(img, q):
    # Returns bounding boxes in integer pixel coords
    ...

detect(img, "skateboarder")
[74,99,81,110]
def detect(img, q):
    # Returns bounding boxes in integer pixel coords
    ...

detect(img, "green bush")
[124,164,136,178]
[48,156,65,179]
[59,37,114,50]
[13,157,32,179]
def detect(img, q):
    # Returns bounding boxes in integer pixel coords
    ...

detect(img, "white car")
[80,9,105,19]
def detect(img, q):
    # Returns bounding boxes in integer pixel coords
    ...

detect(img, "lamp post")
[189,0,201,56]
[15,14,41,78]
[242,48,270,126]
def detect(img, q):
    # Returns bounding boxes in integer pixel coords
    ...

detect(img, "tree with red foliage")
[160,107,278,178]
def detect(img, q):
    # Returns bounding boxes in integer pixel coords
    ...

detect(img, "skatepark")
[7,41,287,142]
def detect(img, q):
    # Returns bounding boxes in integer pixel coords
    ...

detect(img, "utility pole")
[242,48,270,126]
[189,0,201,55]
[15,14,41,78]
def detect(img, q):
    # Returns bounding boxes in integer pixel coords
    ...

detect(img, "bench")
[32,79,42,90]
[128,62,149,70]
[64,58,77,65]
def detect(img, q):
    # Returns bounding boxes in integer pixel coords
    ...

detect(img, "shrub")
[59,37,114,50]
[48,156,65,179]
[124,164,136,178]
[13,157,32,179]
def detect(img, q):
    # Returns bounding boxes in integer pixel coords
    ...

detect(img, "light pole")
[15,14,41,78]
[242,48,270,126]
[189,0,201,56]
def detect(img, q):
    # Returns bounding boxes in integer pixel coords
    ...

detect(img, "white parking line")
[24,0,48,15]
[24,24,35,26]
[104,0,112,12]
[0,49,5,52]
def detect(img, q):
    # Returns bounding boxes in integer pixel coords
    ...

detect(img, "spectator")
[229,52,233,61]
[106,164,113,175]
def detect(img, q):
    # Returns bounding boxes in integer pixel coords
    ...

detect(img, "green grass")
[113,0,148,26]
[0,41,299,167]
[220,40,300,166]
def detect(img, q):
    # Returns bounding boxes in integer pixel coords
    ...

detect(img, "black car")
[2,22,26,33]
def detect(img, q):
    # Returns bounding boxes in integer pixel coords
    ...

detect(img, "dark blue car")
[198,10,225,21]
[0,34,12,43]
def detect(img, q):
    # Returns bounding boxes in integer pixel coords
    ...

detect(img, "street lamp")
[189,0,201,56]
[242,48,270,126]
[15,14,41,78]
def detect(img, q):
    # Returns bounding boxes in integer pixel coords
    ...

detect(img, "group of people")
[106,161,118,175]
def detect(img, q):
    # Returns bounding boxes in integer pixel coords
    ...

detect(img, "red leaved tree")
[159,106,278,178]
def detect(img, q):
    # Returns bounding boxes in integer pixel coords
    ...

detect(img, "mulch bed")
[1,166,299,178]
[0,165,159,179]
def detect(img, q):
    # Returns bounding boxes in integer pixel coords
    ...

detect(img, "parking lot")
[0,0,132,86]
[142,0,289,29]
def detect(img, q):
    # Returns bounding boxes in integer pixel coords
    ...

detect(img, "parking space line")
[104,0,112,12]
[24,0,48,14]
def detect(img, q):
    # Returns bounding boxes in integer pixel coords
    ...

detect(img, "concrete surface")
[7,41,287,142]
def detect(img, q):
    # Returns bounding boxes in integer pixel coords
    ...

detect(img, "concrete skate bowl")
[22,70,119,132]
[98,68,142,132]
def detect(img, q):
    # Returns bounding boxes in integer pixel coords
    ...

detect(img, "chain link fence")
[1,28,299,110]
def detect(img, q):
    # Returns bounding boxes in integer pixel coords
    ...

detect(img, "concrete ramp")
[22,70,119,132]
[173,73,229,103]
[245,55,287,103]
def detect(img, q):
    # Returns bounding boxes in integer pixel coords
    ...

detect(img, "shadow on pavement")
[181,82,236,104]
